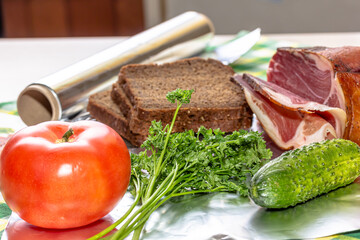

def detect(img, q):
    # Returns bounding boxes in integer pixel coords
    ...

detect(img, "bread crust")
[87,90,146,147]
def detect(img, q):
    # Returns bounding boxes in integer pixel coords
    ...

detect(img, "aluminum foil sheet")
[3,182,360,240]
[140,182,360,240]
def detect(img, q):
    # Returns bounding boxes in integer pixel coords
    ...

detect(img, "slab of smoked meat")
[235,46,360,149]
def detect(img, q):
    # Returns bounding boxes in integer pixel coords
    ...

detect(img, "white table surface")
[1,32,360,103]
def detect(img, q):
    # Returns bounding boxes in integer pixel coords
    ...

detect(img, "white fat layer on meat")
[333,73,346,110]
[293,51,328,72]
[263,86,322,111]
[290,119,336,149]
[324,107,346,138]
[262,86,346,138]
[244,88,337,150]
[244,89,282,145]
[307,53,332,72]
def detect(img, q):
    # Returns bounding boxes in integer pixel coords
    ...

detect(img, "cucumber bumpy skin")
[249,139,360,209]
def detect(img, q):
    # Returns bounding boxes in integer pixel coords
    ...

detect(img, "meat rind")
[336,72,360,145]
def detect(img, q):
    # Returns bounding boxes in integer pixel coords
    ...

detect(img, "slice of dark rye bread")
[111,81,252,135]
[87,90,146,147]
[87,90,252,146]
[116,57,252,123]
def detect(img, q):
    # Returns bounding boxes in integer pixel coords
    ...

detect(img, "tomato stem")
[62,128,74,142]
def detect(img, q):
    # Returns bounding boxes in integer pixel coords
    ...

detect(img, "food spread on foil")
[3,46,360,240]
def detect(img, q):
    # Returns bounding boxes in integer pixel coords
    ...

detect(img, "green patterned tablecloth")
[0,102,19,237]
[1,35,360,240]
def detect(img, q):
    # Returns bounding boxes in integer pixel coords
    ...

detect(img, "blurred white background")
[2,0,360,38]
[144,0,360,34]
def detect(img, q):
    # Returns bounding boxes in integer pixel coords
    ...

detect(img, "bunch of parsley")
[89,89,272,240]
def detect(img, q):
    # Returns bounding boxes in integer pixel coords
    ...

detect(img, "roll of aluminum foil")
[17,11,214,126]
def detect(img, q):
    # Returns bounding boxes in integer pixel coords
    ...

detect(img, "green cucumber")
[249,139,360,208]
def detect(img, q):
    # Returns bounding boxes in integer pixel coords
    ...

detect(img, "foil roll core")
[17,84,61,124]
[17,11,214,126]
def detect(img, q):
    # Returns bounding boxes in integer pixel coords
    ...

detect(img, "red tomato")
[0,120,131,229]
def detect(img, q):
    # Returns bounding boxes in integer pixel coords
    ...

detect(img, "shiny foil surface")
[3,182,360,240]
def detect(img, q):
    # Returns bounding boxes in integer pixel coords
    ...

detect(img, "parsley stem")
[156,102,181,169]
[110,164,179,240]
[116,181,225,240]
[171,187,227,197]
[127,186,225,240]
[144,101,182,201]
